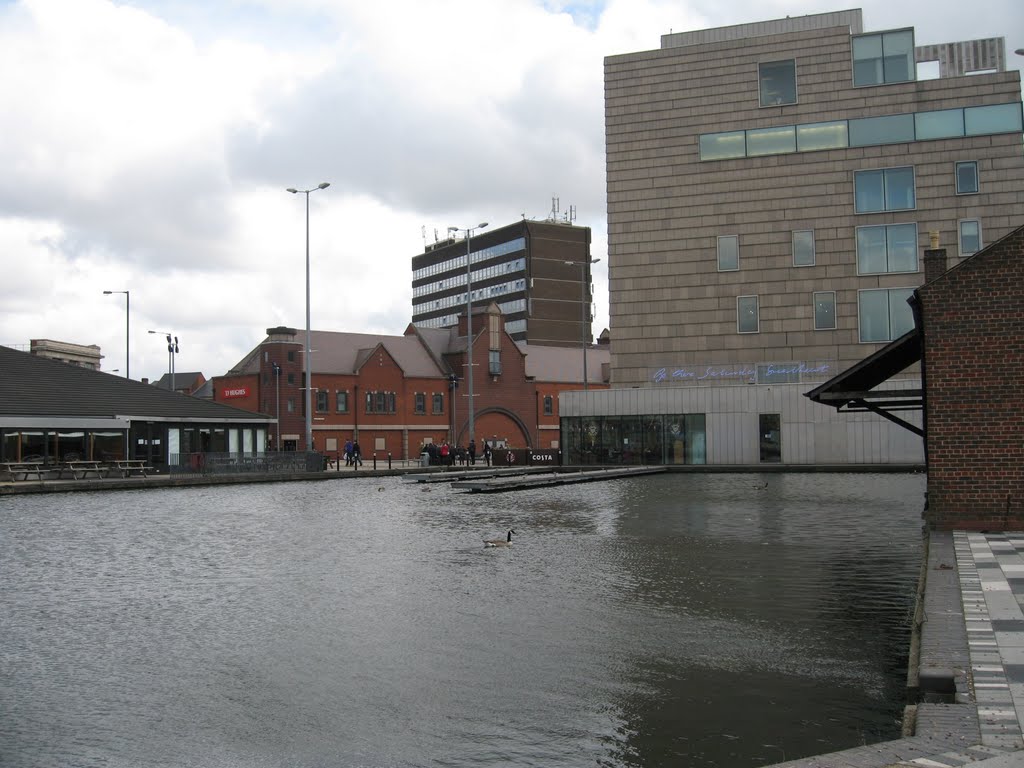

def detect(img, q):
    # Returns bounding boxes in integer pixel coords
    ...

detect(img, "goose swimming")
[484,529,516,547]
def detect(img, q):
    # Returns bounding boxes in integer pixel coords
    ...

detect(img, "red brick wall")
[919,226,1024,530]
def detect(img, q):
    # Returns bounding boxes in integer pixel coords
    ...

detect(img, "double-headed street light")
[565,258,601,390]
[103,290,130,378]
[148,330,178,392]
[447,222,488,446]
[286,182,330,453]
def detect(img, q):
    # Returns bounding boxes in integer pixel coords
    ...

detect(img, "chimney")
[923,231,947,284]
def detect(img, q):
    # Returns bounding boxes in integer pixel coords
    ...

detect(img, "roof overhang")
[804,329,924,436]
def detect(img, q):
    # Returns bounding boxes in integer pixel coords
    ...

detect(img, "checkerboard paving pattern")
[955,532,1024,752]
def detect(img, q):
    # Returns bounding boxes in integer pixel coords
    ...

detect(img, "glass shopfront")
[561,414,706,466]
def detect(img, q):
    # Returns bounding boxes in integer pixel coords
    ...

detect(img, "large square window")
[853,29,914,86]
[718,235,739,271]
[959,219,982,257]
[759,60,797,106]
[857,223,917,274]
[793,230,815,266]
[737,295,759,333]
[854,167,915,212]
[858,288,915,342]
[956,161,979,195]
[813,292,837,330]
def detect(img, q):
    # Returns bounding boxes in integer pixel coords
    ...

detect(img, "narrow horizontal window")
[699,131,745,161]
[796,121,848,151]
[746,125,796,156]
[849,113,915,147]
[915,108,964,140]
[964,103,1024,136]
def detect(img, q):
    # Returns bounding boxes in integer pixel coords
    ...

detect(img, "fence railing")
[166,452,322,477]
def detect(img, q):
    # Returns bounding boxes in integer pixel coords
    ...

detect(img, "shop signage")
[222,387,249,398]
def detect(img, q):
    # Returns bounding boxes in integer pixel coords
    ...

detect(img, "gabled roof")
[153,371,205,390]
[0,345,270,422]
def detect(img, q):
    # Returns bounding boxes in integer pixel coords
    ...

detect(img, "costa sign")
[222,387,249,399]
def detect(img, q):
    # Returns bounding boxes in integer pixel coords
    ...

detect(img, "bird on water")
[484,529,516,547]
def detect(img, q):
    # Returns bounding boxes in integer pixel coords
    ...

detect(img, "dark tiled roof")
[0,345,270,422]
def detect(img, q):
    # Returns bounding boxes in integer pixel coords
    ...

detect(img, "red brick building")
[211,304,609,461]
[807,224,1024,530]
[917,225,1024,530]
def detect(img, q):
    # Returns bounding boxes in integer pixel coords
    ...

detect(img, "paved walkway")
[777,532,1024,767]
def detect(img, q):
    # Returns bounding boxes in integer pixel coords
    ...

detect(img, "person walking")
[468,439,476,466]
[344,439,353,466]
[482,442,491,467]
[351,440,362,468]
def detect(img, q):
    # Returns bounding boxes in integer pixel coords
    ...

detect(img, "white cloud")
[0,0,1021,382]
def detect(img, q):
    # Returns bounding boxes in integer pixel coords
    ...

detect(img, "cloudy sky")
[1,0,1021,384]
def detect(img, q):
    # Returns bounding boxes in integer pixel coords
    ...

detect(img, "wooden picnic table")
[0,461,48,481]
[61,460,108,480]
[112,459,153,478]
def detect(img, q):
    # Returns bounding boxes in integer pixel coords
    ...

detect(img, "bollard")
[373,454,377,471]
[387,452,392,470]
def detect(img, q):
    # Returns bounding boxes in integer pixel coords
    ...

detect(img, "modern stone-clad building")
[562,9,1023,466]
[412,219,596,349]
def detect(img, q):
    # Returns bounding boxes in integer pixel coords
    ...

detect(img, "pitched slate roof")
[0,345,270,421]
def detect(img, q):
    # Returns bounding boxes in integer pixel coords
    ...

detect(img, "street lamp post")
[565,258,600,390]
[447,222,488,445]
[103,290,130,378]
[286,182,331,453]
[148,330,178,392]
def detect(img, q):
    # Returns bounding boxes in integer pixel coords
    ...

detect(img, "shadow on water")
[0,472,925,768]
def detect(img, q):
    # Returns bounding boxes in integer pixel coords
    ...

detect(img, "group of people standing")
[423,439,492,467]
[342,439,362,466]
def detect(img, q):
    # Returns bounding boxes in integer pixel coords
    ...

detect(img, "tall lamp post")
[103,290,130,378]
[286,182,331,452]
[148,330,178,392]
[447,222,488,445]
[565,258,600,390]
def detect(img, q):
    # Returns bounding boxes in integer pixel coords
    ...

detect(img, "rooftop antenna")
[568,204,576,224]
[549,194,560,222]
[421,225,427,249]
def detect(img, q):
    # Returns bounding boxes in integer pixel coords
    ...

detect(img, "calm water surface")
[0,472,925,767]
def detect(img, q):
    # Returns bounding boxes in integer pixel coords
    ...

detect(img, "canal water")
[0,472,926,768]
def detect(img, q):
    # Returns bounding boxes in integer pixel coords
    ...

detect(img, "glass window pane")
[964,103,1023,136]
[855,170,885,212]
[882,30,914,83]
[793,230,815,266]
[759,60,796,106]
[858,226,888,273]
[746,125,796,156]
[718,235,738,271]
[859,290,891,342]
[887,223,918,272]
[956,161,979,194]
[884,167,916,210]
[814,292,837,330]
[889,288,915,338]
[852,34,883,86]
[737,296,759,333]
[849,113,915,146]
[915,108,964,140]
[959,219,981,255]
[796,120,849,151]
[759,413,782,463]
[699,131,746,160]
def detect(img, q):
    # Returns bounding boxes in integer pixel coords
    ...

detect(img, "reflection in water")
[0,473,924,767]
